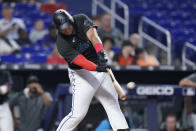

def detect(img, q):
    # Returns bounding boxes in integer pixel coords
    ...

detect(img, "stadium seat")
[0,54,27,64]
[28,54,48,64]
[124,0,196,60]
[40,3,67,14]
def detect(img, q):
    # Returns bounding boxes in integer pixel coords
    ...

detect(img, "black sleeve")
[113,52,120,62]
[56,35,80,64]
[78,14,97,34]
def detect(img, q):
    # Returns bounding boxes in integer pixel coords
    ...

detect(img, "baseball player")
[0,71,13,131]
[53,9,129,131]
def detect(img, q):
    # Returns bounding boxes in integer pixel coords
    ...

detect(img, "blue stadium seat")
[14,3,38,11]
[126,0,196,60]
[0,3,55,64]
[0,54,27,64]
[28,54,48,64]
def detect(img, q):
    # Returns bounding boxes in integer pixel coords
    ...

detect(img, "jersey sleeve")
[79,14,97,34]
[56,35,80,64]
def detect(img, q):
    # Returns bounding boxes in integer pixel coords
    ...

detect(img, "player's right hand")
[96,65,109,72]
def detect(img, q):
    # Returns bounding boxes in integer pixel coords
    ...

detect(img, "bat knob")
[120,95,126,101]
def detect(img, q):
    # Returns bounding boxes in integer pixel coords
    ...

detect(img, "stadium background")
[0,0,196,131]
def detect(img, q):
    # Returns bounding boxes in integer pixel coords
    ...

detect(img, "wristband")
[94,43,103,53]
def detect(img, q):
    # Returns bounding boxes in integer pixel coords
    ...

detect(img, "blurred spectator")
[130,33,143,48]
[112,40,135,66]
[46,46,67,64]
[92,15,101,27]
[161,114,180,131]
[0,5,25,55]
[16,28,31,46]
[180,73,196,131]
[97,13,123,47]
[102,36,114,65]
[135,47,159,66]
[49,0,56,3]
[183,97,196,131]
[42,24,57,47]
[29,19,47,43]
[179,73,196,88]
[30,0,35,3]
[0,5,26,40]
[0,71,13,131]
[0,38,20,55]
[9,75,52,131]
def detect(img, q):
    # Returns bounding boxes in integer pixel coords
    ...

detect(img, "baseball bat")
[106,68,126,100]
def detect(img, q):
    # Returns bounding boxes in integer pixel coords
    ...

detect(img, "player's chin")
[61,32,72,36]
[60,29,72,36]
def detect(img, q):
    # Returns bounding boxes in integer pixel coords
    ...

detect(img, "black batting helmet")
[53,9,74,31]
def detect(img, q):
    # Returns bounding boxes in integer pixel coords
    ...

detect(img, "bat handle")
[106,68,115,82]
[106,68,127,101]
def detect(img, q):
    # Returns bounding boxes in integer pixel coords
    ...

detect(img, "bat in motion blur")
[106,68,127,100]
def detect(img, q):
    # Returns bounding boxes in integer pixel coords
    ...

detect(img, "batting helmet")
[53,9,74,30]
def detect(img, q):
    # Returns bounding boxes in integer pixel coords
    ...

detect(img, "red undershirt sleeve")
[72,54,97,71]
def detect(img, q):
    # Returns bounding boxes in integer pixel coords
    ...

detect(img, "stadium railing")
[92,0,129,38]
[138,16,172,65]
[182,42,196,68]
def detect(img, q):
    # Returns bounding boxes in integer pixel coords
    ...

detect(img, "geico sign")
[136,86,174,96]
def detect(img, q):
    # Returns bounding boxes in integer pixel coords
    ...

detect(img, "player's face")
[60,25,74,36]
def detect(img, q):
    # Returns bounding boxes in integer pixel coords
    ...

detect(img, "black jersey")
[56,14,98,70]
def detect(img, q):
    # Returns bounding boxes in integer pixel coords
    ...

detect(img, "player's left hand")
[96,65,110,72]
[97,51,108,66]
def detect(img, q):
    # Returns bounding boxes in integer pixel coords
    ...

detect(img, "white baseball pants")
[57,69,129,131]
[0,102,14,131]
